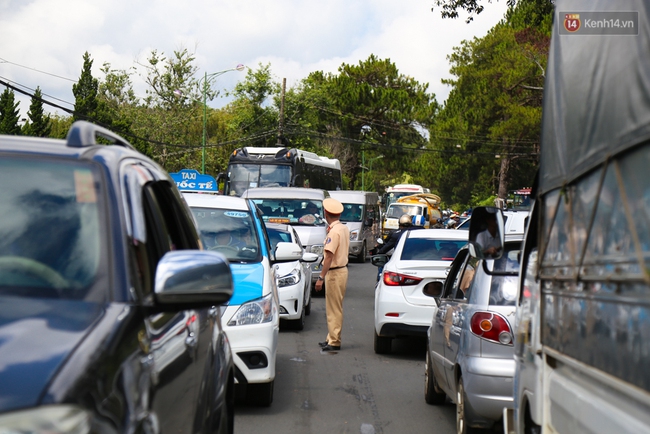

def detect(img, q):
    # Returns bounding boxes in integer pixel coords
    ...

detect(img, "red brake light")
[470,312,513,345]
[383,271,422,286]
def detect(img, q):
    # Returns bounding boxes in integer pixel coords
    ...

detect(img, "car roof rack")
[66,120,135,150]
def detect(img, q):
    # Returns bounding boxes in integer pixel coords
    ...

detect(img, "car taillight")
[470,312,513,345]
[383,271,422,286]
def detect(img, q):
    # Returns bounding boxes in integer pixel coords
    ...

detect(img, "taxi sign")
[170,169,218,192]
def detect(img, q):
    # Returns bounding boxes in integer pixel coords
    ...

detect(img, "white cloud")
[0,0,509,119]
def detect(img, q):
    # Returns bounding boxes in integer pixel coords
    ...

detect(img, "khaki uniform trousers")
[325,267,348,347]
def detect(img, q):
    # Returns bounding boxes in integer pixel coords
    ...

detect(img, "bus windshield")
[229,164,292,196]
[386,204,425,219]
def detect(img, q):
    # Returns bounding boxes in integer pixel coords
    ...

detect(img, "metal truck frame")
[503,2,650,433]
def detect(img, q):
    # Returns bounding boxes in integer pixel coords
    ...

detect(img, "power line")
[0,75,75,108]
[0,58,77,82]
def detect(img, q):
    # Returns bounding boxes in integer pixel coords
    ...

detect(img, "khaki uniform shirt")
[324,220,350,268]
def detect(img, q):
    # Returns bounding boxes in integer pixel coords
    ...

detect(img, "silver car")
[425,234,523,433]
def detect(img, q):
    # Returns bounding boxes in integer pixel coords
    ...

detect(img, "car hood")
[0,297,103,412]
[228,262,266,305]
[291,226,327,248]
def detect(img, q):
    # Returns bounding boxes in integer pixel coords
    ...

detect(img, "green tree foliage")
[432,0,552,24]
[227,63,279,144]
[135,48,204,170]
[426,3,550,208]
[0,87,21,135]
[72,52,99,122]
[285,55,438,191]
[23,87,52,137]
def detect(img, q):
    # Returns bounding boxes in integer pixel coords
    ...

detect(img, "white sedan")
[371,228,468,354]
[265,222,318,330]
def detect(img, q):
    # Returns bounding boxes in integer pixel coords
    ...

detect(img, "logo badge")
[564,13,581,32]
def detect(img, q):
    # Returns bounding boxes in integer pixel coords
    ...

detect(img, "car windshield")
[400,238,467,261]
[0,157,106,300]
[251,199,326,226]
[190,207,261,263]
[340,204,363,222]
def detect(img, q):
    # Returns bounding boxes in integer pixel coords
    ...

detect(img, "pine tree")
[0,87,22,135]
[24,87,52,137]
[72,52,98,122]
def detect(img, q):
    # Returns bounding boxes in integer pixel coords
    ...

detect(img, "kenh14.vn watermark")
[559,12,638,35]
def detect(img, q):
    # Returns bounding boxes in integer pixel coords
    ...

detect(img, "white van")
[328,190,381,262]
[241,187,329,288]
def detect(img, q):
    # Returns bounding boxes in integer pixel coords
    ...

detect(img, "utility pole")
[277,78,286,145]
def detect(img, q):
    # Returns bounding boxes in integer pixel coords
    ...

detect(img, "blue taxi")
[172,169,303,406]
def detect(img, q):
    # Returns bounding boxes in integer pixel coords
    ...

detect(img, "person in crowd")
[315,198,349,352]
[209,230,247,250]
[476,212,502,258]
[377,214,413,255]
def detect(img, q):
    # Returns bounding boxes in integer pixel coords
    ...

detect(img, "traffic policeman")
[315,198,349,352]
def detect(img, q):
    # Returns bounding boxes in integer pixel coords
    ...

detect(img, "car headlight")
[349,230,359,241]
[227,293,275,326]
[0,405,91,434]
[310,244,324,255]
[277,268,301,288]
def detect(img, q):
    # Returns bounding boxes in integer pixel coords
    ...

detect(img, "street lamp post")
[361,152,384,191]
[201,64,245,174]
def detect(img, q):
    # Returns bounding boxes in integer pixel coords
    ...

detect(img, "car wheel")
[292,307,305,331]
[305,291,311,316]
[456,376,480,434]
[374,329,392,354]
[247,380,274,407]
[356,242,367,263]
[425,351,446,405]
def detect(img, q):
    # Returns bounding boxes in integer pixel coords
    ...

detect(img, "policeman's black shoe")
[318,341,328,347]
[321,345,341,352]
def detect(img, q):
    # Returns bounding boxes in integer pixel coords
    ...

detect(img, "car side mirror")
[274,242,303,262]
[468,206,505,260]
[301,252,319,263]
[371,254,389,267]
[422,281,443,302]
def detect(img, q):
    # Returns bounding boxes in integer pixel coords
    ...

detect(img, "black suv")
[0,122,235,433]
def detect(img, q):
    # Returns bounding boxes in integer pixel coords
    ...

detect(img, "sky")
[0,0,509,119]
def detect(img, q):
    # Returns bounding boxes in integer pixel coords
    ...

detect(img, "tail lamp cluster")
[382,271,422,286]
[470,312,513,345]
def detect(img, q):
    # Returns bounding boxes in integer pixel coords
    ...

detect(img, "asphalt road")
[234,259,459,434]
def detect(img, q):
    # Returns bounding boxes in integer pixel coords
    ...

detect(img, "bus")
[217,147,342,196]
[381,184,429,215]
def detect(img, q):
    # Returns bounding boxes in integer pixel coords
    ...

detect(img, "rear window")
[400,238,466,261]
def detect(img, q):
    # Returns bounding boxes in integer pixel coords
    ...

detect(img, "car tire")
[457,376,480,434]
[247,380,274,407]
[374,329,392,354]
[305,291,311,316]
[425,351,446,405]
[292,307,305,331]
[356,242,367,263]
